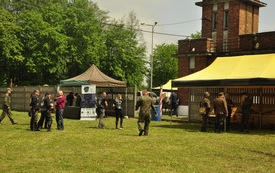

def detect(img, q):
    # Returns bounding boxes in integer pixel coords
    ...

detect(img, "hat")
[204,92,210,97]
[6,88,12,91]
[34,90,40,93]
[45,93,50,96]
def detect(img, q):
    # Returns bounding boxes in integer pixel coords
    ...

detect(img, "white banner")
[81,85,97,120]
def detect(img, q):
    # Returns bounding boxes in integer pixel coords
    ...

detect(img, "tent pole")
[126,86,128,118]
[224,88,227,132]
[259,88,263,129]
[170,88,172,127]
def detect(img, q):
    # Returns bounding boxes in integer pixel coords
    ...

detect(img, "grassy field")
[0,110,274,173]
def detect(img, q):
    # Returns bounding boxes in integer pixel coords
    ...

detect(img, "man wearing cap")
[213,92,228,133]
[200,92,210,132]
[54,90,65,130]
[0,88,17,125]
[29,90,40,131]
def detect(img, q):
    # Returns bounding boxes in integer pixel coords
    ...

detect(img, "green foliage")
[186,31,202,39]
[151,43,178,87]
[101,12,147,88]
[0,0,147,86]
[0,7,24,86]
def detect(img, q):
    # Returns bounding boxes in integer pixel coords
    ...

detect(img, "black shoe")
[36,129,41,131]
[47,129,51,132]
[139,130,144,136]
[12,122,18,125]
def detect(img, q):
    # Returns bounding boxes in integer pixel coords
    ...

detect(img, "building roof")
[61,64,127,87]
[196,0,266,7]
[172,53,275,88]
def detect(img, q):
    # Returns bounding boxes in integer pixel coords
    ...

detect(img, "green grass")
[0,110,274,173]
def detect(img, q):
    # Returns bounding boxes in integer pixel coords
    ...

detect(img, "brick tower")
[176,0,275,113]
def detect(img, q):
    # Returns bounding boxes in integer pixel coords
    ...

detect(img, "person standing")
[29,90,40,131]
[213,92,228,133]
[66,92,74,106]
[170,92,179,117]
[113,94,123,129]
[41,93,53,132]
[225,93,234,131]
[240,92,253,133]
[75,93,81,107]
[200,92,211,132]
[136,89,157,136]
[0,88,17,125]
[97,92,108,129]
[54,91,66,130]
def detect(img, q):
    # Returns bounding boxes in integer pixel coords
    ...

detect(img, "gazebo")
[60,64,126,87]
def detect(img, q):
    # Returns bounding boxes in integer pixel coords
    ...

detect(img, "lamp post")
[141,22,158,92]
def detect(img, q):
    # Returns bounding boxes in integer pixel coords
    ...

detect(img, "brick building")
[176,0,275,112]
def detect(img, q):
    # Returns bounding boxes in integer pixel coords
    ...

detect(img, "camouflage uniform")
[0,92,16,124]
[200,97,211,132]
[213,97,228,133]
[136,95,157,136]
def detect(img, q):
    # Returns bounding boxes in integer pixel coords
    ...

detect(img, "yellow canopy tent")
[172,53,275,88]
[172,53,275,128]
[153,80,178,91]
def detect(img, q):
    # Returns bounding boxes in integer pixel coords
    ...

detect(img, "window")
[190,57,195,70]
[224,11,229,29]
[212,12,217,30]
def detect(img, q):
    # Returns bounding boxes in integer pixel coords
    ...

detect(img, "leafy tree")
[0,7,24,86]
[101,12,147,88]
[151,43,178,87]
[63,0,107,78]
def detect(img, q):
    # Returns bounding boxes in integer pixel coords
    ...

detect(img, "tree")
[101,12,147,88]
[151,43,178,88]
[0,7,24,85]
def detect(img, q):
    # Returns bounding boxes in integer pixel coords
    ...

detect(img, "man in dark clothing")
[29,90,40,131]
[136,89,157,136]
[225,93,234,131]
[200,92,211,132]
[75,93,81,107]
[66,92,74,106]
[240,92,253,133]
[213,92,228,133]
[0,88,17,125]
[39,93,53,131]
[170,92,179,117]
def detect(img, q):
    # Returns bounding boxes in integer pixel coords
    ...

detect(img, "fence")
[0,85,137,118]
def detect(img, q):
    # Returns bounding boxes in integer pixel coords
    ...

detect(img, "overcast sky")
[95,0,275,54]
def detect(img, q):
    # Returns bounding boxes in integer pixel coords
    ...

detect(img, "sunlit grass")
[0,110,274,172]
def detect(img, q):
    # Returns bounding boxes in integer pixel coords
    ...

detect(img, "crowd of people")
[200,91,253,133]
[1,87,254,135]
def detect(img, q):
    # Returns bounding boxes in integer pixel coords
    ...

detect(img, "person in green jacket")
[136,89,157,136]
[0,88,17,125]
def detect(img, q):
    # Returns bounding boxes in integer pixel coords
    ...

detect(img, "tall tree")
[0,7,24,85]
[102,11,147,88]
[151,43,178,88]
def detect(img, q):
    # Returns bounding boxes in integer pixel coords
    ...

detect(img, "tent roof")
[61,64,126,87]
[172,53,275,88]
[153,80,178,91]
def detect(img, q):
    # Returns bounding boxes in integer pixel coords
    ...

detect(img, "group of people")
[29,90,65,131]
[200,91,253,133]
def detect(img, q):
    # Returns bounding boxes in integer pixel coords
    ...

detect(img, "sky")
[95,0,275,54]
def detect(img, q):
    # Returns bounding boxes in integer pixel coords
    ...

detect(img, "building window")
[212,12,217,30]
[190,57,195,70]
[224,11,229,29]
